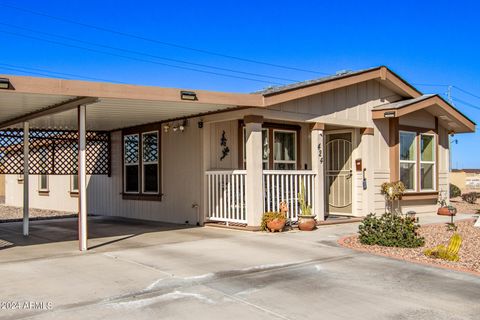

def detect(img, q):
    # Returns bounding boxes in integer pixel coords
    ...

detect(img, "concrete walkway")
[0,214,478,320]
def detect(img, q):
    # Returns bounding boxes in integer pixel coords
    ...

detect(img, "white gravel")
[0,204,76,222]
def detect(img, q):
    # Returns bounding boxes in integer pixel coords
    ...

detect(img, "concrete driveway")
[0,216,479,320]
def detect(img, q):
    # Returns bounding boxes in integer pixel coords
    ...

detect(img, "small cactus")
[298,180,312,216]
[424,233,462,262]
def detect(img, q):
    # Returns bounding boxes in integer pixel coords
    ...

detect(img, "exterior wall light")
[383,111,396,118]
[179,119,188,132]
[163,124,170,133]
[180,91,197,101]
[0,78,11,90]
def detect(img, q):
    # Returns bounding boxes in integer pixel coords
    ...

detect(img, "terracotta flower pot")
[266,218,286,232]
[298,215,316,231]
[437,207,455,216]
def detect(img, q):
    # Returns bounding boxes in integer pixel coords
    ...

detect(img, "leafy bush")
[261,212,286,231]
[449,183,461,198]
[380,181,406,200]
[461,192,478,204]
[424,233,462,262]
[358,212,425,248]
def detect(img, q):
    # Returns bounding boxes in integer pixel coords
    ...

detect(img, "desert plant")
[381,181,406,214]
[438,189,448,207]
[424,233,462,262]
[358,212,425,248]
[461,192,478,204]
[298,181,312,216]
[261,211,286,231]
[449,183,461,198]
[380,181,406,201]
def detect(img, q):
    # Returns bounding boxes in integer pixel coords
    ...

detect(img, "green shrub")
[449,183,461,198]
[261,212,286,231]
[358,212,425,248]
[461,192,478,204]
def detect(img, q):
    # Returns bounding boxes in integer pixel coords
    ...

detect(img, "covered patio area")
[0,75,257,251]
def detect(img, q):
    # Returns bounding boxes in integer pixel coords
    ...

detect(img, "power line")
[451,97,480,111]
[0,63,126,83]
[0,29,286,85]
[412,83,449,87]
[0,22,300,83]
[453,86,480,101]
[0,2,330,75]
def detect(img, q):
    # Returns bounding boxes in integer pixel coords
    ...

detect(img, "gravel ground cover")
[451,196,479,214]
[340,219,480,274]
[0,204,76,223]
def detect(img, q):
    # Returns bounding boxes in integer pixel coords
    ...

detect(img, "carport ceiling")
[18,98,238,131]
[0,92,241,131]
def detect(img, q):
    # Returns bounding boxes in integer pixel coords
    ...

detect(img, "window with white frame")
[123,128,160,198]
[142,131,159,194]
[399,130,436,192]
[124,134,140,193]
[420,134,435,191]
[39,174,49,192]
[70,175,79,193]
[273,130,296,170]
[399,131,417,191]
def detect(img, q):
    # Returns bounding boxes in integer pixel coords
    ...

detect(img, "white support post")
[244,116,264,228]
[311,124,325,221]
[23,121,29,236]
[78,105,88,251]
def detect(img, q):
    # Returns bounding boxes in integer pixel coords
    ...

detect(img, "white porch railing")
[205,170,247,223]
[205,170,316,224]
[263,170,316,221]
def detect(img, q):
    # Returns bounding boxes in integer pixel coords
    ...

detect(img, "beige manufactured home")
[0,66,475,250]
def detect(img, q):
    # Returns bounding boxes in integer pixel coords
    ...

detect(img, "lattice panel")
[0,129,110,175]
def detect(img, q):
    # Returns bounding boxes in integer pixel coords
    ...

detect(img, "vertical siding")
[273,80,401,125]
[87,117,203,225]
[209,120,239,169]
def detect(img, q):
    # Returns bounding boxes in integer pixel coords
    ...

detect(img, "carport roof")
[0,75,262,131]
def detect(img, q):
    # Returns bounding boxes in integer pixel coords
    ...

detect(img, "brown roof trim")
[2,66,424,111]
[262,66,422,106]
[372,94,476,133]
[2,74,263,107]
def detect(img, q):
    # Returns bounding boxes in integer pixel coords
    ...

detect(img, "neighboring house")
[0,66,476,229]
[451,169,480,191]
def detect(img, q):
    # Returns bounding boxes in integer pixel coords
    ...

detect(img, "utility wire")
[0,22,300,83]
[0,29,285,85]
[0,2,330,75]
[0,63,126,83]
[453,86,480,101]
[451,97,480,111]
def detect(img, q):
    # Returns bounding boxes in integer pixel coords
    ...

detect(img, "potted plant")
[437,190,456,216]
[261,201,287,232]
[297,181,316,231]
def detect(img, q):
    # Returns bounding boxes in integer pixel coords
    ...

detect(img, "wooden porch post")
[311,123,325,221]
[78,105,88,251]
[244,115,264,228]
[23,121,29,236]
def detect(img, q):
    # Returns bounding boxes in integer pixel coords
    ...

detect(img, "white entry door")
[325,132,353,215]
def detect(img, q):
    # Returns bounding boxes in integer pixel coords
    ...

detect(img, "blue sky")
[0,0,479,167]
